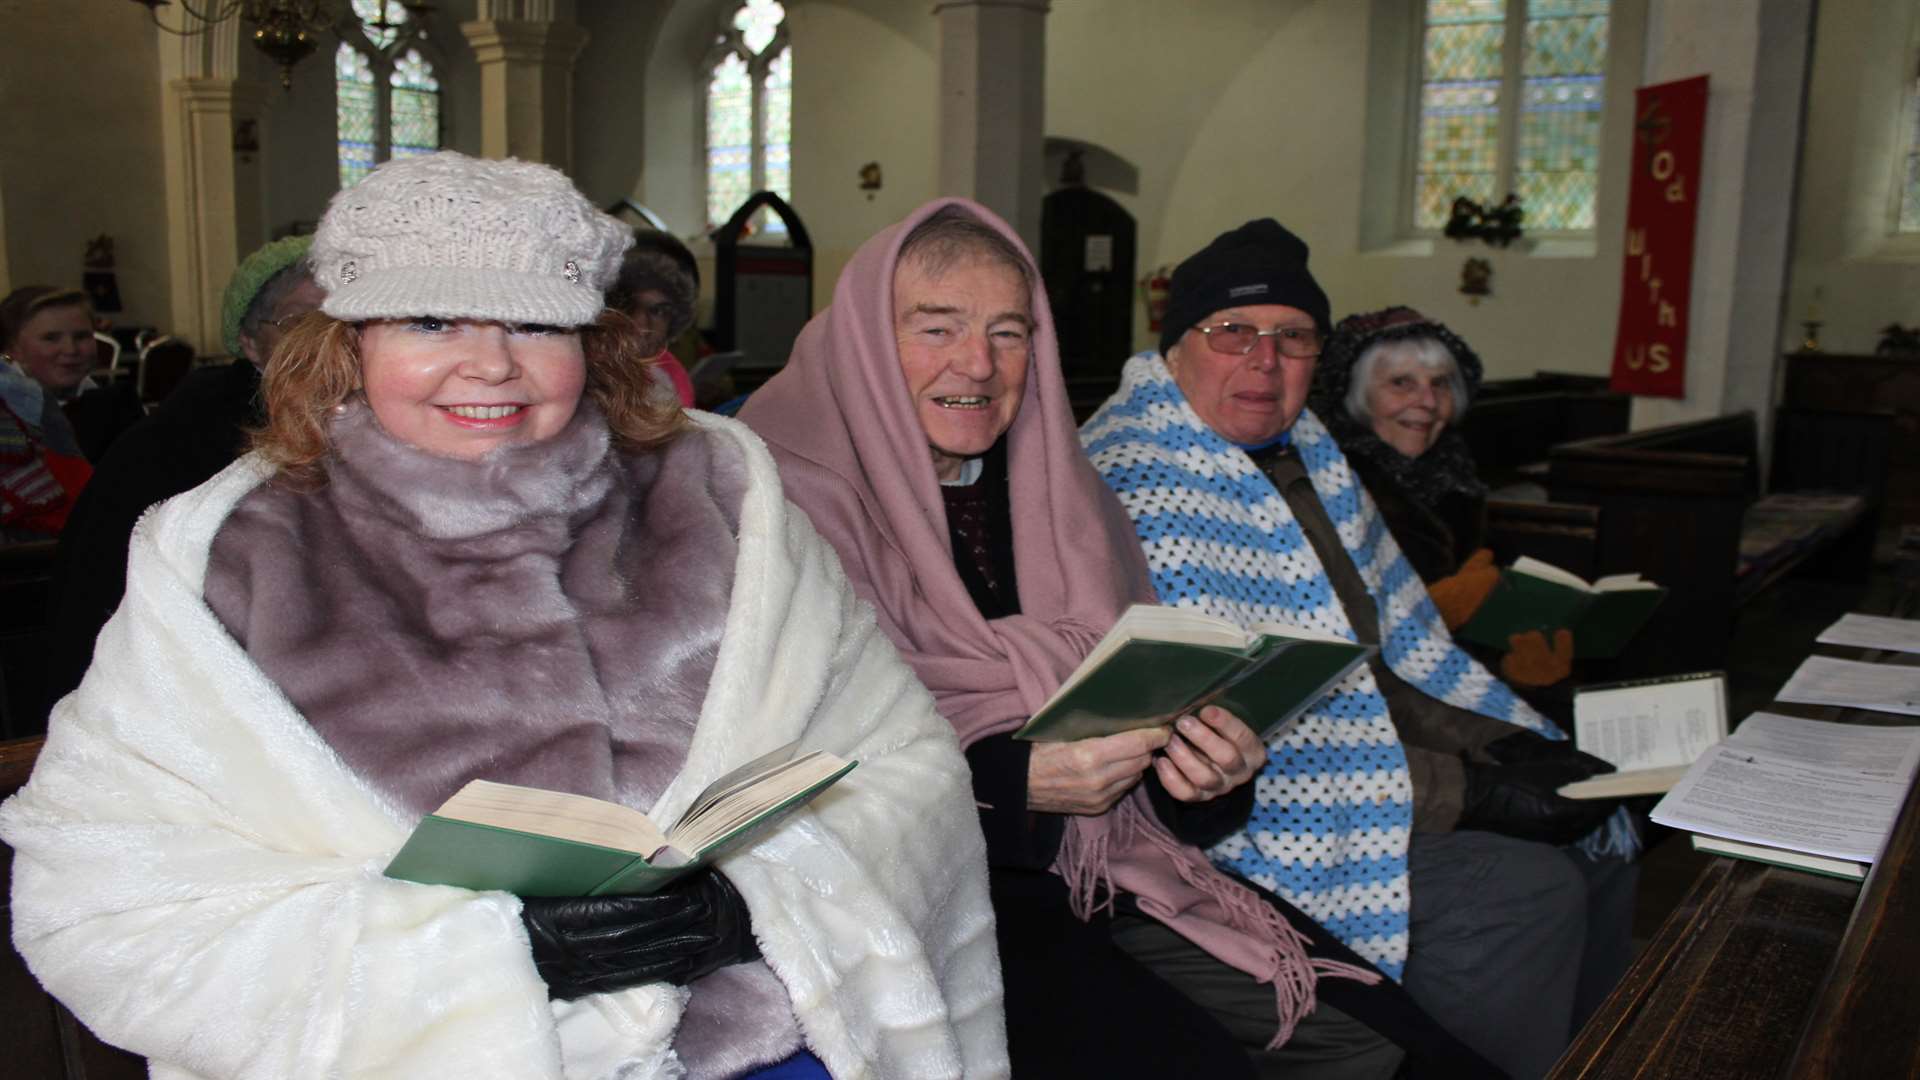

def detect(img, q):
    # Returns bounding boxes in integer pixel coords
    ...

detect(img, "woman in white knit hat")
[0,151,1006,1080]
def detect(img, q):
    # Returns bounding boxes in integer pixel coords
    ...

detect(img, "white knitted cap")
[312,151,631,327]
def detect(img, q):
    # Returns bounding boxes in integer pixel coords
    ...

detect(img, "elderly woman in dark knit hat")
[1310,307,1570,688]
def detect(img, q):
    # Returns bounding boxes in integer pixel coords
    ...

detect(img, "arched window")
[1413,0,1611,233]
[1899,64,1920,233]
[335,0,439,189]
[705,0,792,232]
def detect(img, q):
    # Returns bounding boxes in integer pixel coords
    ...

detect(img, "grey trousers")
[1110,913,1406,1080]
[1401,830,1639,1080]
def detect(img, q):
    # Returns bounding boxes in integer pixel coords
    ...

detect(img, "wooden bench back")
[1462,388,1630,489]
[1545,412,1760,675]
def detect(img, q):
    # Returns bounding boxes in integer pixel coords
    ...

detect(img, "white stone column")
[933,0,1049,249]
[1632,0,1816,438]
[460,18,591,169]
[156,18,270,350]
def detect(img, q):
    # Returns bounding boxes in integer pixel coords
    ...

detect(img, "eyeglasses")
[1193,322,1322,359]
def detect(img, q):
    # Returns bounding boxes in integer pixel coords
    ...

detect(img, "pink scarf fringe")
[1056,797,1381,1049]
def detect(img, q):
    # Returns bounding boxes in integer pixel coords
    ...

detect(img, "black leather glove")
[1459,732,1618,846]
[518,871,761,1001]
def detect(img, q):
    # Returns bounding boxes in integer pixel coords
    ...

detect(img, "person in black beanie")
[1085,218,1639,1080]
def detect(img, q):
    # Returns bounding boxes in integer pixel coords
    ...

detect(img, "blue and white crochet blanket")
[1082,352,1562,977]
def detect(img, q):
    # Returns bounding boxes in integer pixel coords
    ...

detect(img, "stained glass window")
[353,0,407,50]
[734,0,785,55]
[390,48,440,161]
[336,45,377,189]
[707,52,754,230]
[705,2,792,231]
[1901,73,1920,233]
[336,1,433,189]
[1414,0,1610,233]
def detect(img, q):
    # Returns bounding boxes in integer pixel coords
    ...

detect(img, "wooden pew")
[1462,375,1630,490]
[2,737,145,1078]
[1544,414,1759,676]
[1552,581,1920,1078]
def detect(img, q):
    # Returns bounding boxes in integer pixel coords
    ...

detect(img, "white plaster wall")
[683,0,1648,374]
[1046,0,1647,378]
[786,0,937,304]
[1784,0,1920,357]
[573,0,671,208]
[0,0,172,328]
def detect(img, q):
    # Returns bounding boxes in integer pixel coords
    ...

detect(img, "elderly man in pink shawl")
[742,201,1499,1079]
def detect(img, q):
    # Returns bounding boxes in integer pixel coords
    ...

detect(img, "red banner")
[1610,75,1709,398]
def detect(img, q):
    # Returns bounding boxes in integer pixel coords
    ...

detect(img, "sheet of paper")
[1729,711,1920,777]
[1816,612,1920,655]
[1650,740,1919,862]
[1574,674,1725,771]
[1776,655,1920,717]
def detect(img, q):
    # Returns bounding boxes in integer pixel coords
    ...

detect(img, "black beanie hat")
[1158,219,1332,358]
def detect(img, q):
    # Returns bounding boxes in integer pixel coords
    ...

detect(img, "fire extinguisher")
[1139,265,1172,332]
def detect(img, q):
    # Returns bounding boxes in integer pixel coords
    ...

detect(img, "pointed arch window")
[704,0,792,232]
[336,0,440,189]
[1899,62,1920,232]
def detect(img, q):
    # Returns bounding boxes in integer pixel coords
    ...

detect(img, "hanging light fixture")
[129,1,429,90]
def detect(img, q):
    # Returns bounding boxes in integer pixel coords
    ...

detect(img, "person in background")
[1311,307,1572,689]
[0,286,143,461]
[1081,219,1637,1080]
[743,200,1503,1080]
[1,287,95,459]
[1,152,1005,1080]
[606,229,699,406]
[40,236,325,719]
[1,288,97,543]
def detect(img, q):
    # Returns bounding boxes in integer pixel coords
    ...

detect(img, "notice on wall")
[1084,235,1114,273]
[1609,74,1708,399]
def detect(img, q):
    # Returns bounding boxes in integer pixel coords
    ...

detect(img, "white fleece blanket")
[0,413,1008,1080]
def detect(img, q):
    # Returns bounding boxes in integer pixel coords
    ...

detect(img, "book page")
[1650,743,1916,862]
[1777,655,1920,717]
[1593,573,1657,592]
[679,740,801,825]
[1244,620,1356,646]
[1050,604,1252,701]
[1815,613,1920,655]
[1510,555,1595,592]
[1574,674,1725,772]
[665,751,853,856]
[435,780,668,857]
[1727,712,1920,778]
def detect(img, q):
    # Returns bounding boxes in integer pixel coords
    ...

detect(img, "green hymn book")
[384,742,856,897]
[1456,556,1668,659]
[1012,604,1374,743]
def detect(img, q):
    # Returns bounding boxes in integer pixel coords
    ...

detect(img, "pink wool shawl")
[739,198,1372,1046]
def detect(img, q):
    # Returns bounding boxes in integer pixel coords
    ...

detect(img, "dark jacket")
[1349,451,1486,584]
[44,360,263,713]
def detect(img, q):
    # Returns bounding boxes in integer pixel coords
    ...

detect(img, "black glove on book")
[1459,732,1618,846]
[519,870,761,1000]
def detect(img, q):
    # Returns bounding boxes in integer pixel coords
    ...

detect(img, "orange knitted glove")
[1427,548,1500,630]
[1501,628,1575,687]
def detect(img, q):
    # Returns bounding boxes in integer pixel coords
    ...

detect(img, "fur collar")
[326,399,615,539]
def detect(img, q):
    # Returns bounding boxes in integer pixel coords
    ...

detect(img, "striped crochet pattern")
[1082,352,1559,977]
